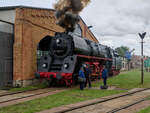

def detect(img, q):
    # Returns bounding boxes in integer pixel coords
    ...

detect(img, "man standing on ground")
[84,64,92,88]
[102,66,108,87]
[79,67,86,90]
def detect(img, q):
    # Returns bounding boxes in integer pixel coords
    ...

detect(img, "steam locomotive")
[35,31,122,86]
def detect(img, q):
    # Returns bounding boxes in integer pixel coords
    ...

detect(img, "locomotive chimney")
[54,0,91,32]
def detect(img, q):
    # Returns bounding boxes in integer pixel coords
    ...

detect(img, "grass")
[0,89,125,113]
[8,82,48,92]
[137,97,150,113]
[0,69,150,113]
[146,96,150,100]
[137,105,150,113]
[93,69,150,89]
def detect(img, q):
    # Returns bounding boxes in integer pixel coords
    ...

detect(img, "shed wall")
[14,8,98,86]
[0,10,15,23]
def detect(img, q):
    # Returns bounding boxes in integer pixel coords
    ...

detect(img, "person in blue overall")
[83,64,92,88]
[102,66,108,86]
[79,67,86,90]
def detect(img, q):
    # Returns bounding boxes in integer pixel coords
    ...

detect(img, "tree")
[115,46,129,57]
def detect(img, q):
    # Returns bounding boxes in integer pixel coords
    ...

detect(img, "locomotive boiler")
[36,32,122,86]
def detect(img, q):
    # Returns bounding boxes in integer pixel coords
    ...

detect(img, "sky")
[0,0,150,56]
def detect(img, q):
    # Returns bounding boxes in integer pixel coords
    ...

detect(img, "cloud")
[80,0,150,56]
[81,0,150,36]
[0,0,149,56]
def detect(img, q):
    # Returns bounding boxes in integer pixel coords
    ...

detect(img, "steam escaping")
[54,0,91,32]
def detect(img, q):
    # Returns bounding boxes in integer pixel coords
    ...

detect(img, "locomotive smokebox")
[49,33,74,58]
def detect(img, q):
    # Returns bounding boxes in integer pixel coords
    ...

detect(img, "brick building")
[0,6,98,87]
[130,55,141,69]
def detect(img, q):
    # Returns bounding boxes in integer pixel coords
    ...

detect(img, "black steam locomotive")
[36,30,122,86]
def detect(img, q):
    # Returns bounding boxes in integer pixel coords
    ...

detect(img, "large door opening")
[0,21,14,88]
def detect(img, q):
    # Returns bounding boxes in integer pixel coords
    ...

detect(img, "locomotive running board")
[77,54,112,61]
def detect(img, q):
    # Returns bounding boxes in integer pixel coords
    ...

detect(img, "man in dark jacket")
[79,67,86,90]
[102,66,108,86]
[83,64,92,88]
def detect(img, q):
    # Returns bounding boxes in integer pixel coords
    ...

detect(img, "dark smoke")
[54,0,91,32]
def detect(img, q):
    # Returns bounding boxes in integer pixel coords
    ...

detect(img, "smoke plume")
[54,0,91,32]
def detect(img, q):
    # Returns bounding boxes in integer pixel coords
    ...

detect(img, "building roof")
[79,17,99,42]
[0,5,98,42]
[0,5,54,11]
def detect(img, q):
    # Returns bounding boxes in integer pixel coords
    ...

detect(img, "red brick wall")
[14,8,98,81]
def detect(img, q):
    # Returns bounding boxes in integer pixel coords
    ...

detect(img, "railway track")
[0,80,98,98]
[39,88,150,113]
[64,88,150,113]
[107,98,146,113]
[0,87,66,108]
[0,81,96,108]
[0,87,50,97]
